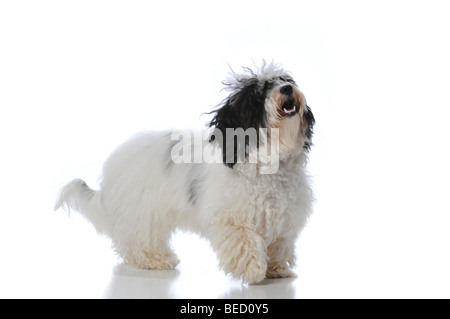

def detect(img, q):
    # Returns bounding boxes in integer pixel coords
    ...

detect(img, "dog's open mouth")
[281,101,299,117]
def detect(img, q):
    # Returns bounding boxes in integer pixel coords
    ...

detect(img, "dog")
[55,61,315,283]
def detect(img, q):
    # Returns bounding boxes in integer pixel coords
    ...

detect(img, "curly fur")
[55,62,315,283]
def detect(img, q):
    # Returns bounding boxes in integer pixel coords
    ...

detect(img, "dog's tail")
[54,179,108,234]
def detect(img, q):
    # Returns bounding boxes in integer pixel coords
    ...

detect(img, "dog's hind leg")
[119,242,180,270]
[112,222,180,270]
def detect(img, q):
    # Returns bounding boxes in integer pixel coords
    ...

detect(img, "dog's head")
[208,61,315,169]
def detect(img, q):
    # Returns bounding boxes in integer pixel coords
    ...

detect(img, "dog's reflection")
[219,277,296,299]
[104,262,297,299]
[103,263,180,299]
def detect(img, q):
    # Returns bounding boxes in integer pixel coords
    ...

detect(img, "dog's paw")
[241,256,267,284]
[265,262,297,279]
[144,259,180,270]
[129,252,180,270]
[131,259,180,270]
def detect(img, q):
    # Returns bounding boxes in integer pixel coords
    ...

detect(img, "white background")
[1,0,449,298]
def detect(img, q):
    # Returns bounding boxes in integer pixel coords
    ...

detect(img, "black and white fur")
[55,61,315,283]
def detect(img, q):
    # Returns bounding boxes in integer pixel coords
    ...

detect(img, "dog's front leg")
[209,215,268,283]
[265,237,297,278]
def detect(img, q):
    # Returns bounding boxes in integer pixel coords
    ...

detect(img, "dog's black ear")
[208,79,267,168]
[302,104,315,151]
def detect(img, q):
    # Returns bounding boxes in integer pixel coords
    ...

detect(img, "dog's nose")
[280,85,293,95]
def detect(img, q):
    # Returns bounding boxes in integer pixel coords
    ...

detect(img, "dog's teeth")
[284,107,295,114]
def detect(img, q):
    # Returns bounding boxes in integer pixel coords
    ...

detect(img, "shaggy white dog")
[55,62,315,283]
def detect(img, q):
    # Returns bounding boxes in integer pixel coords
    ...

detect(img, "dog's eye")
[277,76,295,85]
[285,78,295,84]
